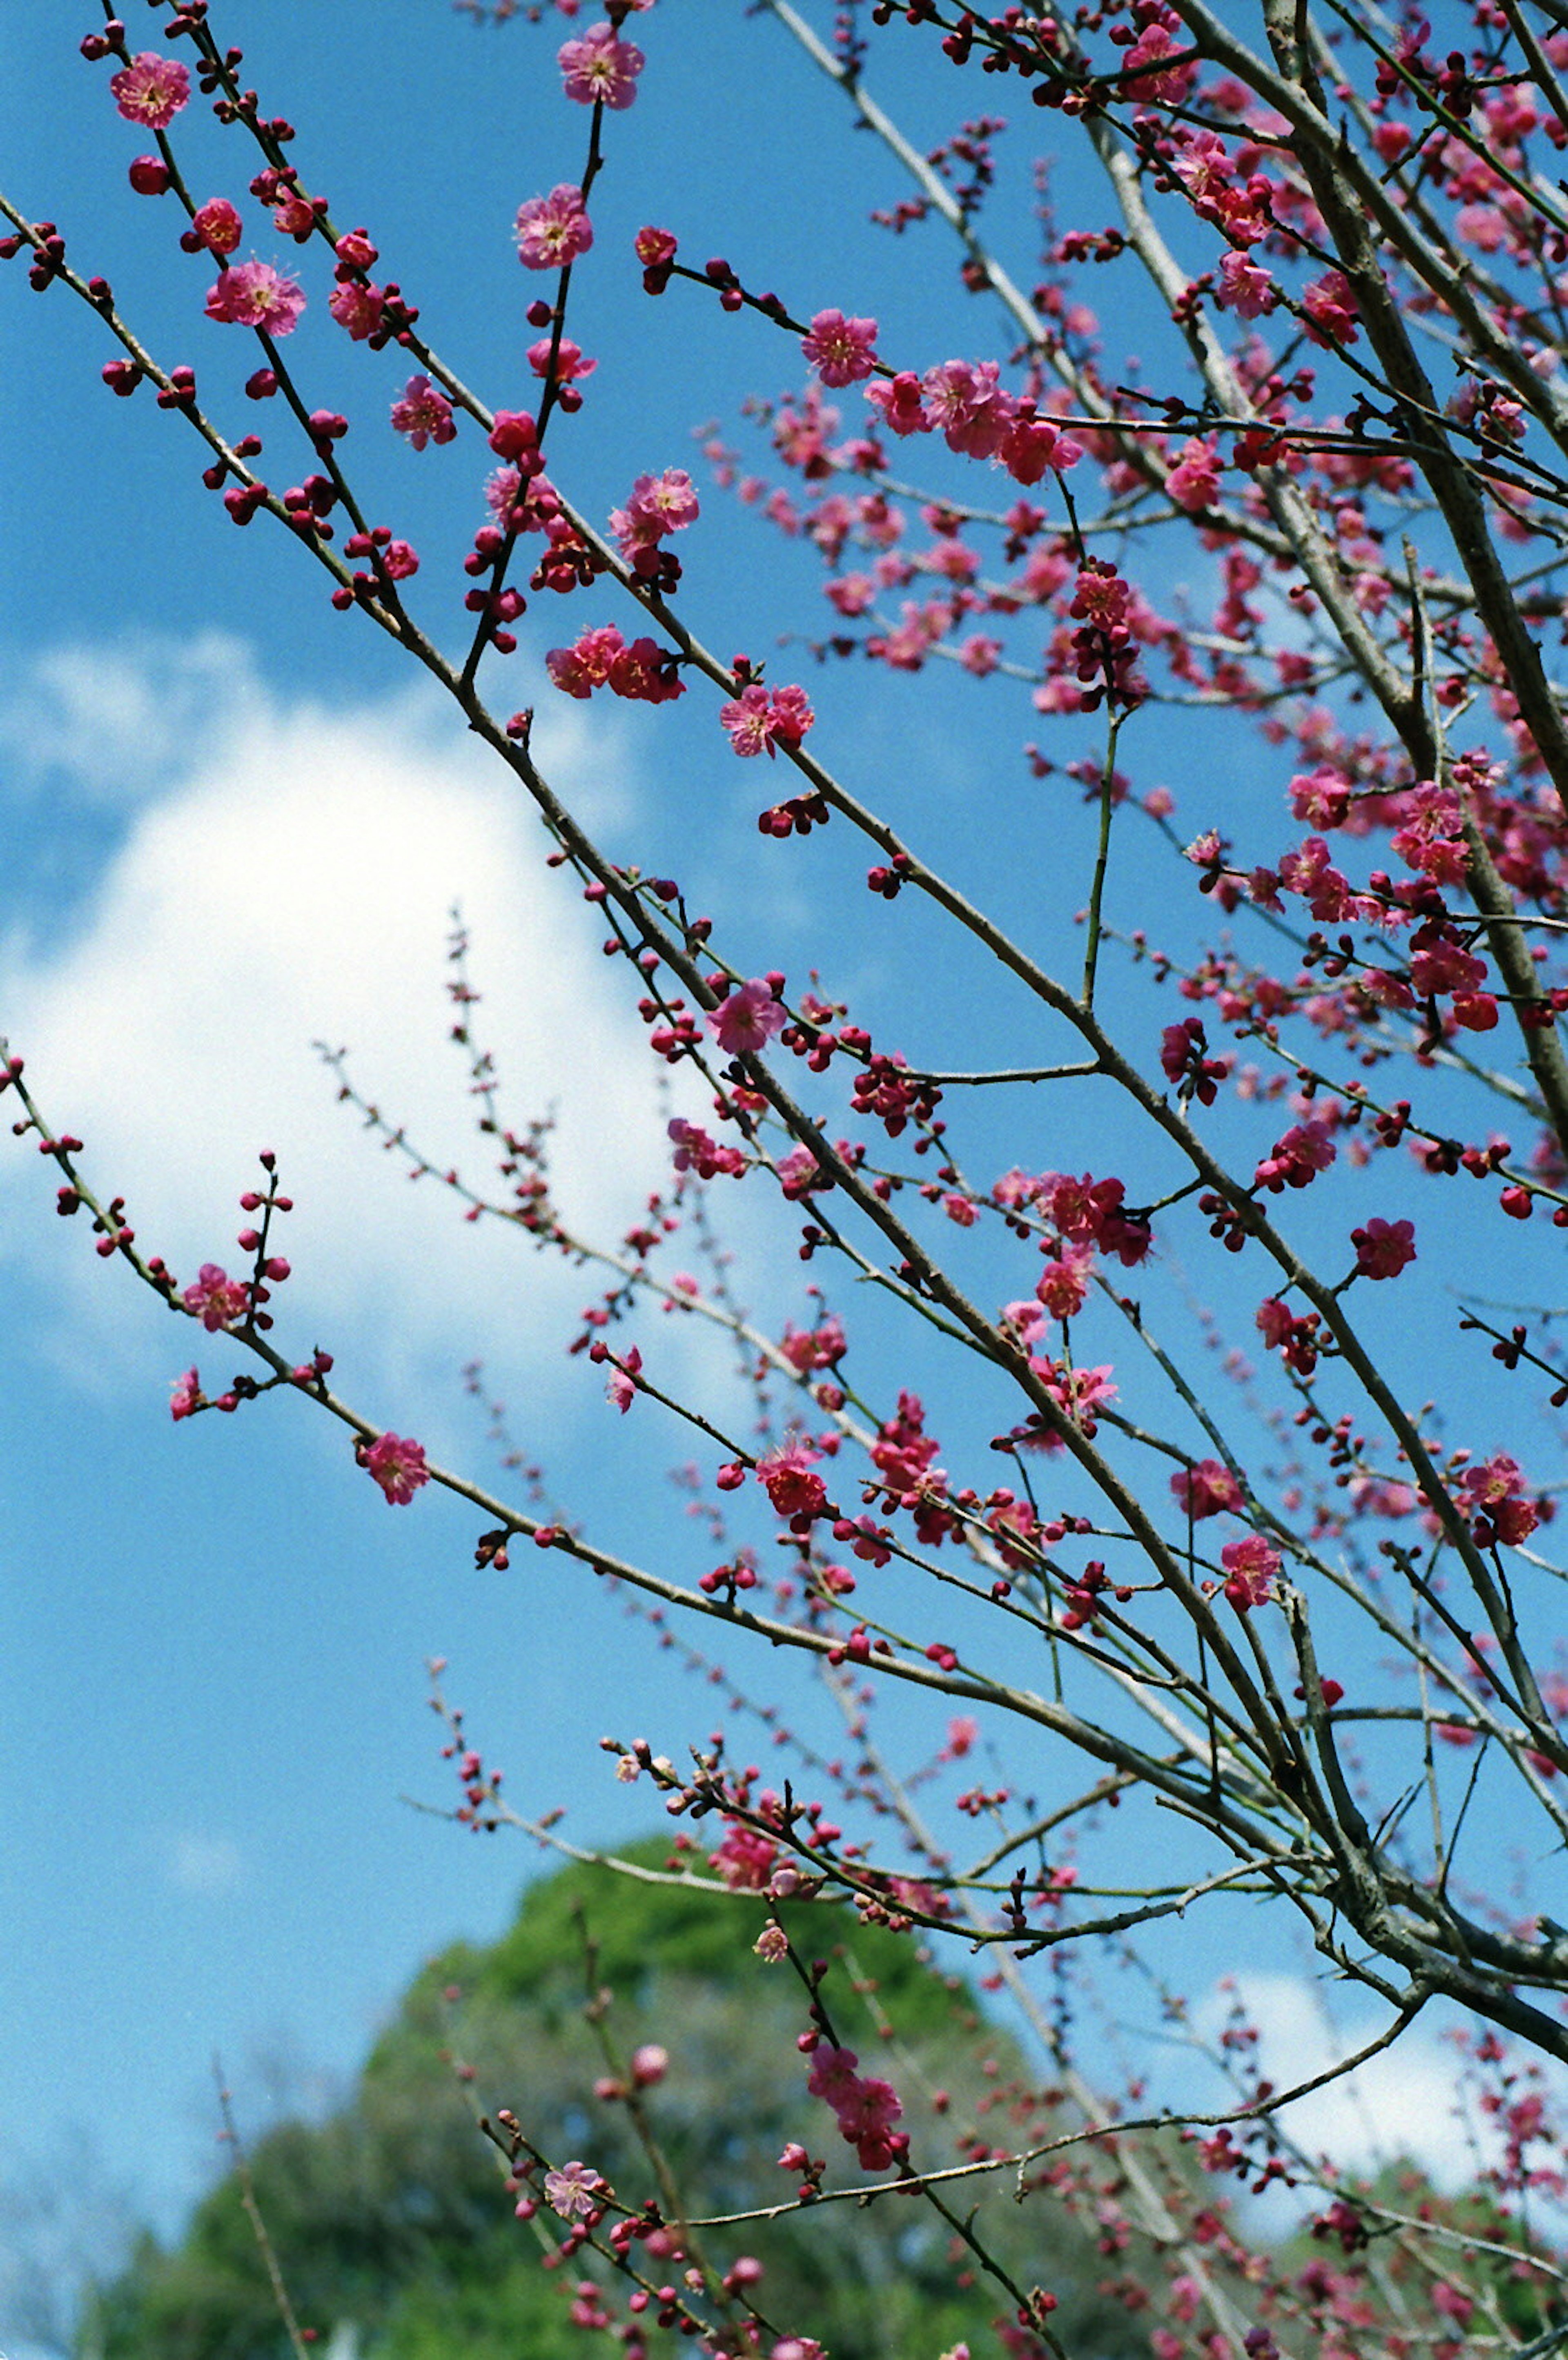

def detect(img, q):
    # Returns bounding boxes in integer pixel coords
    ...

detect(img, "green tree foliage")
[81,1844,1146,2359]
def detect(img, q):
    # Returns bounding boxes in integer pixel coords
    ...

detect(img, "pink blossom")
[1303,269,1359,348]
[1171,1459,1244,1520]
[921,358,1014,459]
[713,1819,779,1888]
[328,280,385,341]
[708,978,786,1055]
[169,1367,202,1422]
[864,372,930,437]
[110,52,191,129]
[365,1432,430,1506]
[1220,1533,1280,1610]
[559,24,645,109]
[608,467,699,557]
[203,260,307,335]
[630,2043,667,2086]
[183,1264,249,1333]
[719,682,815,757]
[190,199,243,256]
[1460,1454,1539,1545]
[527,335,596,384]
[757,1439,828,1519]
[390,374,456,450]
[606,1345,642,1412]
[801,309,880,387]
[1166,435,1221,513]
[1035,1242,1094,1320]
[754,1922,790,1963]
[515,185,594,271]
[1215,251,1278,318]
[1352,1217,1416,1280]
[775,1144,824,1200]
[543,2160,603,2220]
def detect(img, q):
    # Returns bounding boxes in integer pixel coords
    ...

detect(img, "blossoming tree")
[9,0,1568,2353]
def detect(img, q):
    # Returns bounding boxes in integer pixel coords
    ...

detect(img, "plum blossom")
[390,374,456,449]
[110,52,191,129]
[190,198,243,256]
[1220,1534,1280,1610]
[527,335,595,385]
[328,280,384,341]
[1166,436,1221,513]
[1352,1217,1417,1279]
[543,2160,603,2220]
[1460,1454,1540,1546]
[183,1264,249,1332]
[169,1367,202,1422]
[203,260,306,334]
[718,682,815,756]
[757,1439,828,1519]
[608,468,699,559]
[516,186,593,271]
[365,1432,430,1506]
[605,1345,642,1413]
[559,24,645,109]
[1172,1459,1244,1519]
[801,309,880,387]
[708,978,786,1055]
[807,2044,904,2171]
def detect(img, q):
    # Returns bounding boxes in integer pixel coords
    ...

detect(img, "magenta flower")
[204,260,306,335]
[190,198,243,256]
[1352,1217,1417,1280]
[1171,1459,1244,1520]
[543,2160,603,2220]
[801,309,880,388]
[110,52,191,129]
[757,1439,828,1519]
[1220,1534,1280,1611]
[515,185,593,272]
[527,335,596,385]
[608,468,698,557]
[328,280,385,341]
[605,1345,642,1414]
[183,1265,250,1333]
[1165,435,1222,513]
[365,1432,430,1506]
[559,24,645,109]
[390,374,456,450]
[719,683,815,757]
[708,978,786,1055]
[169,1367,202,1422]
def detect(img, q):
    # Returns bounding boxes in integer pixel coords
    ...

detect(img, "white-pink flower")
[543,2159,603,2219]
[515,185,594,272]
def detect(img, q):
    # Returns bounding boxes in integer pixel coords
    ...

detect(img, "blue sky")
[2,3,1554,2338]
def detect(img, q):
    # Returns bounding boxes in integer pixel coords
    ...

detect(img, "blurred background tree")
[78,1842,1148,2359]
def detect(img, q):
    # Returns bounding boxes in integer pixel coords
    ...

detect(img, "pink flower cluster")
[1220,1533,1279,1612]
[718,682,815,757]
[365,1432,429,1506]
[516,185,593,272]
[668,1116,746,1180]
[1352,1216,1417,1280]
[1172,1459,1245,1520]
[608,468,699,574]
[864,358,1082,485]
[1459,1454,1540,1547]
[545,624,683,704]
[806,2044,904,2171]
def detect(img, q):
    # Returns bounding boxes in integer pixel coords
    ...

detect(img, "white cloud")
[163,1833,245,1898]
[0,640,686,1416]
